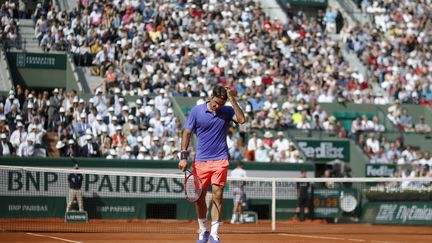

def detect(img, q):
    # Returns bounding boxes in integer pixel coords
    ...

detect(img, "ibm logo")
[16,53,26,67]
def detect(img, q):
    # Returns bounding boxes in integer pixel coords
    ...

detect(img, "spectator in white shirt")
[255,144,270,162]
[366,133,380,153]
[272,131,290,153]
[10,122,27,150]
[246,132,262,161]
[17,137,35,157]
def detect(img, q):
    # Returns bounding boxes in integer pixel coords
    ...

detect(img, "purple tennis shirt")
[184,102,235,162]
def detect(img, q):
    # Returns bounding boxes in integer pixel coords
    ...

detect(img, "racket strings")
[185,174,202,202]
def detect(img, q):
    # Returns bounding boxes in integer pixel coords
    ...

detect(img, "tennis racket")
[184,168,203,203]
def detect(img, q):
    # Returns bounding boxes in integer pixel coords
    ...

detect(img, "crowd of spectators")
[1,1,431,167]
[0,85,181,160]
[29,0,379,104]
[0,1,19,48]
[345,0,432,108]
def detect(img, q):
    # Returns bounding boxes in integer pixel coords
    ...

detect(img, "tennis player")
[179,86,246,243]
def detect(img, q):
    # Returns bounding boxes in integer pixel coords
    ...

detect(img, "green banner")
[365,164,397,177]
[313,189,341,218]
[65,211,88,222]
[297,140,350,162]
[362,202,432,225]
[0,170,300,220]
[0,196,298,220]
[7,52,66,70]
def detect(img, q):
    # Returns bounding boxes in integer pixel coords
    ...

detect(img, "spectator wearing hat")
[0,133,14,156]
[17,136,35,157]
[262,131,275,150]
[107,115,119,137]
[123,115,137,137]
[48,88,61,128]
[104,106,116,125]
[66,139,79,157]
[23,102,36,127]
[112,125,126,148]
[80,134,100,157]
[136,108,150,133]
[272,132,290,156]
[163,137,177,160]
[149,112,165,138]
[85,106,97,125]
[142,127,155,149]
[118,105,130,125]
[154,89,170,116]
[56,140,67,157]
[4,94,19,115]
[92,114,108,138]
[137,146,151,160]
[6,104,19,130]
[131,99,143,118]
[144,99,157,118]
[53,106,72,132]
[75,113,91,137]
[27,117,46,144]
[10,122,27,150]
[97,126,110,146]
[121,146,134,160]
[126,127,139,149]
[149,136,163,158]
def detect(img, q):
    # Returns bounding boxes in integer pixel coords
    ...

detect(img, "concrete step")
[20,30,35,35]
[17,19,34,27]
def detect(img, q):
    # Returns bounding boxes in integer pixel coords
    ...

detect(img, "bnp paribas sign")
[297,140,350,162]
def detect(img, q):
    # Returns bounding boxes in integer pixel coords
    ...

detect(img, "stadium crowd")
[0,1,19,48]
[346,0,432,107]
[0,1,431,172]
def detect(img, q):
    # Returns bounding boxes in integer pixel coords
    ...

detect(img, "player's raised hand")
[225,86,235,99]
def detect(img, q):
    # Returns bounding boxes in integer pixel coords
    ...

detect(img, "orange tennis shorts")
[193,159,229,188]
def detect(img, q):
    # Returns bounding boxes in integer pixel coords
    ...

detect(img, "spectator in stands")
[246,132,261,161]
[80,134,99,157]
[17,136,34,157]
[415,116,431,135]
[0,133,13,156]
[399,108,414,132]
[255,143,270,163]
[56,140,67,157]
[366,133,380,154]
[10,122,26,150]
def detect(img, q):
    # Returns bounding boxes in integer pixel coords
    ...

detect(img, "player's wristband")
[180,151,188,160]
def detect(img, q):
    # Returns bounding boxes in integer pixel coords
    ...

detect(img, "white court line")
[279,233,348,241]
[371,241,402,243]
[26,232,83,243]
[279,233,400,243]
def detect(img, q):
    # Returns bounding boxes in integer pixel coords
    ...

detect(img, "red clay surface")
[1,220,431,243]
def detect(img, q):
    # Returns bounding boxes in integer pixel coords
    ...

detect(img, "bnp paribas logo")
[16,53,26,67]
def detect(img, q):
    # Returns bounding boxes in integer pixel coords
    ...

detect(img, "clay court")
[1,220,431,243]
